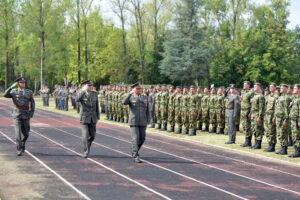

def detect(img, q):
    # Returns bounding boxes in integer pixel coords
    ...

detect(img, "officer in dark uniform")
[122,82,150,163]
[76,80,100,158]
[3,77,35,156]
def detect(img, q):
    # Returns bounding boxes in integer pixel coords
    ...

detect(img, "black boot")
[250,139,258,149]
[209,127,216,133]
[236,125,240,131]
[241,136,252,147]
[188,129,197,136]
[183,129,189,135]
[217,128,224,134]
[175,128,182,134]
[161,124,167,131]
[204,125,209,132]
[288,136,293,146]
[167,126,175,132]
[276,146,288,155]
[197,123,202,130]
[251,140,261,149]
[121,119,124,123]
[156,124,161,129]
[289,147,300,158]
[264,142,275,152]
[126,119,129,123]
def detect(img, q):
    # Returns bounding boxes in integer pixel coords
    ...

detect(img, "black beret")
[15,77,25,82]
[183,86,188,89]
[81,80,93,85]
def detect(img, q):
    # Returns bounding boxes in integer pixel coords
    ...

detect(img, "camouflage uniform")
[122,91,129,123]
[264,92,278,151]
[250,91,265,149]
[118,90,124,122]
[289,94,300,157]
[196,93,203,130]
[189,93,198,136]
[160,90,169,130]
[154,91,162,128]
[209,94,218,133]
[240,89,253,139]
[216,94,225,133]
[275,92,292,154]
[174,93,183,133]
[168,92,176,131]
[99,89,106,113]
[201,94,210,131]
[181,93,190,134]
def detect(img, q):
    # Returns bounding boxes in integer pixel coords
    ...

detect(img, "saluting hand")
[82,84,88,92]
[10,82,18,89]
[130,88,136,94]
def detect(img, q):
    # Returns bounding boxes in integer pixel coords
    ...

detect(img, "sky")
[96,0,300,29]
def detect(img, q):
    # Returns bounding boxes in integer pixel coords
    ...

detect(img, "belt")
[15,105,29,110]
[226,107,234,110]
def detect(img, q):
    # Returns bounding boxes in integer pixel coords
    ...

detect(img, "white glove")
[82,84,88,92]
[10,82,18,89]
[130,88,136,94]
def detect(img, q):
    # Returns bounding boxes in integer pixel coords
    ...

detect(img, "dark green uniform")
[168,92,176,131]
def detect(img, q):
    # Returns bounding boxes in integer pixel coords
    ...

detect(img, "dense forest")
[0,0,299,90]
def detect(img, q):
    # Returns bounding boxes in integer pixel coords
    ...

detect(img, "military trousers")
[161,107,168,124]
[202,110,210,127]
[241,110,251,137]
[227,116,236,142]
[81,123,96,155]
[130,126,146,158]
[291,120,300,147]
[251,113,264,141]
[182,111,190,129]
[155,106,161,124]
[264,114,276,144]
[217,111,225,129]
[168,109,175,127]
[14,118,30,151]
[209,110,217,128]
[149,109,155,125]
[189,110,198,129]
[276,117,289,147]
[175,111,183,128]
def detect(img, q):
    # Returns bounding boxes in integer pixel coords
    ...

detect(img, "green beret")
[243,81,251,85]
[280,84,288,88]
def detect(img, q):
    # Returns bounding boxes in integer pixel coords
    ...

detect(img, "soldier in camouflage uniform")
[287,85,294,146]
[209,87,218,133]
[202,87,210,132]
[174,87,183,134]
[99,85,106,113]
[118,86,125,122]
[240,81,254,147]
[181,86,190,134]
[249,83,265,149]
[160,84,169,131]
[63,87,69,111]
[148,86,155,128]
[189,86,198,136]
[275,84,292,155]
[196,87,203,130]
[289,84,300,158]
[216,87,225,134]
[155,85,162,129]
[122,87,130,123]
[108,86,114,120]
[264,83,279,152]
[234,88,241,131]
[167,86,176,132]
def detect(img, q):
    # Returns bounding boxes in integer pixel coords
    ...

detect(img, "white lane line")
[29,130,172,200]
[32,108,300,178]
[50,127,248,200]
[98,129,300,197]
[0,130,91,200]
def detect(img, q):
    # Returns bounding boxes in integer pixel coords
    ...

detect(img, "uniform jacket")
[76,91,100,124]
[225,94,240,119]
[122,93,150,126]
[4,87,35,119]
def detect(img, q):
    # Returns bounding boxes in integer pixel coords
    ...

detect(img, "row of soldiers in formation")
[98,82,300,158]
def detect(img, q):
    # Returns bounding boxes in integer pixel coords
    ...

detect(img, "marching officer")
[122,82,150,163]
[76,80,100,158]
[3,77,35,156]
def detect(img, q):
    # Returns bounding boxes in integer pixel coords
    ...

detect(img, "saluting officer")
[76,80,100,158]
[122,82,150,163]
[4,77,35,156]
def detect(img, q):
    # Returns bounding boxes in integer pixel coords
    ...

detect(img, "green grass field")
[1,96,300,166]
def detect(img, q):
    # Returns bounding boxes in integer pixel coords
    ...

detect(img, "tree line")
[0,0,299,91]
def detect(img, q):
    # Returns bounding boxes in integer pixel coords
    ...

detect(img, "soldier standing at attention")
[174,86,183,134]
[189,86,198,136]
[99,85,106,113]
[122,87,130,123]
[225,84,240,144]
[104,85,110,119]
[287,85,294,146]
[275,84,291,155]
[289,84,300,158]
[196,87,203,130]
[76,80,100,158]
[155,85,162,129]
[249,83,265,149]
[240,81,253,147]
[209,87,218,133]
[122,83,150,163]
[202,87,210,132]
[264,83,279,152]
[181,86,190,135]
[167,86,176,132]
[160,84,169,131]
[216,87,225,134]
[4,77,35,156]
[148,86,155,128]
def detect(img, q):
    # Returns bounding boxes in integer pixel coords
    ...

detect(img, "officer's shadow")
[142,156,195,164]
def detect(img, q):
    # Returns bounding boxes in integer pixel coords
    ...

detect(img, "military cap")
[254,82,262,88]
[243,81,251,85]
[280,83,288,88]
[230,84,235,89]
[81,80,93,86]
[269,82,276,87]
[14,77,25,82]
[131,82,142,89]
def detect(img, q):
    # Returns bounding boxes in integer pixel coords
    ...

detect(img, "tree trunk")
[77,0,81,83]
[40,1,46,88]
[84,19,88,80]
[4,3,9,89]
